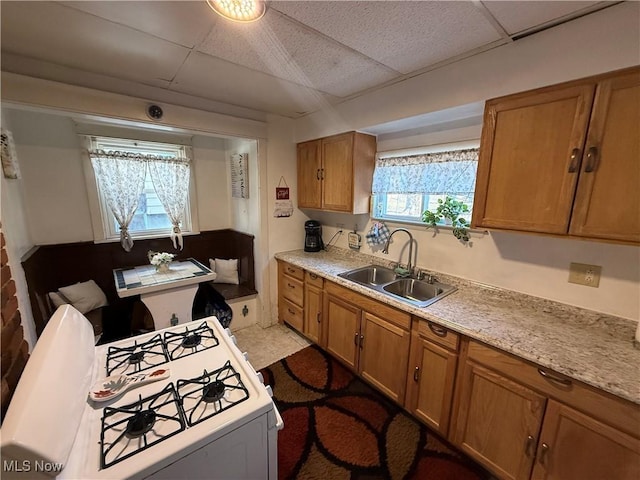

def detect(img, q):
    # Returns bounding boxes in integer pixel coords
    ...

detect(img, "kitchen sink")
[338,265,398,286]
[338,266,457,308]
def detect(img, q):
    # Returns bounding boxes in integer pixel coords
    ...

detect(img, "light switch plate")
[348,232,361,250]
[568,263,601,287]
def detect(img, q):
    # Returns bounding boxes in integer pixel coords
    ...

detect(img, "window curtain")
[89,150,147,252]
[372,148,479,200]
[147,149,192,250]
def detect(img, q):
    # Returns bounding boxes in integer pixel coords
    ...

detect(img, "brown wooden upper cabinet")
[297,131,376,214]
[472,66,640,244]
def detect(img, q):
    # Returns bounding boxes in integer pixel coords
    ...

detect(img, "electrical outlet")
[568,263,601,287]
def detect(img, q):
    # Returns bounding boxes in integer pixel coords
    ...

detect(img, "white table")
[114,258,216,330]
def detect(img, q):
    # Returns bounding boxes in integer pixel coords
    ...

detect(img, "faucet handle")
[414,268,425,280]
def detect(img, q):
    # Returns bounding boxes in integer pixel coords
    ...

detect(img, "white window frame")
[372,140,479,226]
[82,135,200,243]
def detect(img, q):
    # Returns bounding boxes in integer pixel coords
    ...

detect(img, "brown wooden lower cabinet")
[303,272,324,346]
[324,282,410,404]
[404,321,459,437]
[531,400,640,480]
[452,361,546,480]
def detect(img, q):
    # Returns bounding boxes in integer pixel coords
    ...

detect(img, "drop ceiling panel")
[482,1,602,35]
[59,1,215,48]
[170,52,337,117]
[271,1,503,74]
[0,1,189,86]
[198,10,398,97]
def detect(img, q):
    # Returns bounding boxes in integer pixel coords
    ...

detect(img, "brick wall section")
[1,223,30,421]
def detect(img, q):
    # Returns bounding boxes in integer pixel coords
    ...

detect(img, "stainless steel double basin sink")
[337,265,457,308]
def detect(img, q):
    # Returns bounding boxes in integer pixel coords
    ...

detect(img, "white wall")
[0,111,38,349]
[4,108,234,245]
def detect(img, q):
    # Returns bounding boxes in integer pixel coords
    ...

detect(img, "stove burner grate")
[100,383,185,469]
[176,360,250,427]
[125,410,156,438]
[164,322,219,361]
[106,334,169,376]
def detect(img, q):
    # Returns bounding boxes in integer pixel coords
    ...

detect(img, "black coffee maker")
[304,220,324,252]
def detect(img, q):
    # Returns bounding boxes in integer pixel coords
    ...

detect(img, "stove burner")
[101,383,185,469]
[181,333,202,349]
[106,334,169,376]
[176,360,250,427]
[125,410,156,438]
[128,351,145,364]
[164,322,219,361]
[202,381,226,403]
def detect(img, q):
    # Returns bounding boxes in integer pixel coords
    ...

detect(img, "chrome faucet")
[382,228,414,277]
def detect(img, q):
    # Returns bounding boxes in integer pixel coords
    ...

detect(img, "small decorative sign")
[230,153,248,199]
[274,176,293,217]
[1,128,20,179]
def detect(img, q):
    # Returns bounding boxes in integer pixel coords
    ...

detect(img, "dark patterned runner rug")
[260,345,489,480]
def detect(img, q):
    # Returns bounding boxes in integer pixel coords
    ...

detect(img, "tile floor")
[234,323,311,370]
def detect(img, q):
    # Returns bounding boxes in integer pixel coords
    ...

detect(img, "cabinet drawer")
[325,281,410,330]
[282,263,304,281]
[279,298,303,332]
[416,319,459,351]
[305,271,324,288]
[467,340,640,438]
[281,275,304,306]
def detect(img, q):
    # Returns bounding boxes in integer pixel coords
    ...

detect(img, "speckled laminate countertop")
[274,247,640,405]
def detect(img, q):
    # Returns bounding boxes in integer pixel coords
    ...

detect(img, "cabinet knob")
[568,148,581,173]
[537,442,550,466]
[354,332,359,345]
[413,366,420,382]
[359,334,364,349]
[584,146,598,173]
[537,368,572,387]
[525,435,536,457]
[428,322,448,337]
[316,169,321,180]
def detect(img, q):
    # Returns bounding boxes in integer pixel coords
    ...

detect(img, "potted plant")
[422,196,471,242]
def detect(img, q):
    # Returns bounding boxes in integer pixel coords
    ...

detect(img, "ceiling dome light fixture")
[206,0,267,23]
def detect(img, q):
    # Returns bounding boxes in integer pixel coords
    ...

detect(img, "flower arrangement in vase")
[148,251,175,273]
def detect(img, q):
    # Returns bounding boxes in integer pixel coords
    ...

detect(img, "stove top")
[57,317,276,480]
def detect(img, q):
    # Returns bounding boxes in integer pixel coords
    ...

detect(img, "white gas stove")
[1,305,282,480]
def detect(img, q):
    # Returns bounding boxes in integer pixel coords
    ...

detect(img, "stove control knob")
[228,334,237,345]
[265,385,274,397]
[256,372,264,384]
[224,328,232,337]
[243,352,249,362]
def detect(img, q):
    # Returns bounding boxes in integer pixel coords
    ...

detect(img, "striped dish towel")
[366,222,390,246]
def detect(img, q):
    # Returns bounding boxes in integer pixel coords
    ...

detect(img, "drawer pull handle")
[537,443,549,466]
[316,169,321,180]
[525,435,536,457]
[316,312,321,323]
[287,267,296,274]
[413,366,420,382]
[309,273,318,279]
[537,368,572,387]
[359,334,364,349]
[584,146,598,173]
[428,322,447,337]
[567,148,581,173]
[354,332,359,346]
[287,308,295,315]
[287,283,295,289]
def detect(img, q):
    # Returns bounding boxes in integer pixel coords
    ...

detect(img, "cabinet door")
[405,334,457,436]
[304,284,323,346]
[569,69,640,242]
[321,133,354,212]
[359,312,410,404]
[324,293,360,371]
[473,84,595,234]
[453,361,546,480]
[297,139,322,209]
[531,400,640,480]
